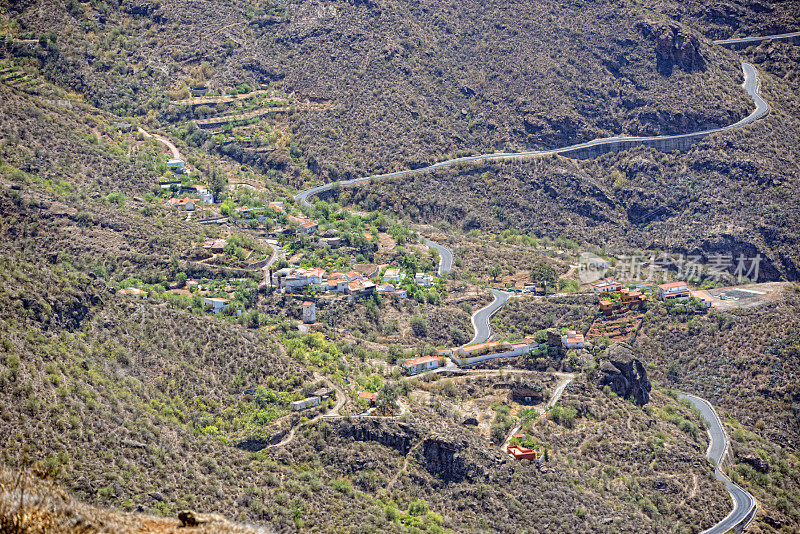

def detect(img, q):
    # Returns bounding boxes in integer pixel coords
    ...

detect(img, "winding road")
[679,394,757,534]
[423,238,453,275]
[468,289,512,345]
[138,127,184,161]
[286,41,778,533]
[294,62,766,212]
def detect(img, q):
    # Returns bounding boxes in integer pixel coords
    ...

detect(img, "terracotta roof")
[459,341,502,353]
[167,197,197,206]
[119,287,146,296]
[303,301,314,306]
[349,280,375,292]
[566,333,584,343]
[403,355,441,367]
[658,281,689,290]
[358,391,378,402]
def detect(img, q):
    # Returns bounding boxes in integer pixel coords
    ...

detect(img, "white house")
[167,158,186,174]
[376,283,395,294]
[415,272,433,287]
[203,297,230,314]
[167,197,196,211]
[561,331,585,349]
[291,396,321,411]
[658,281,690,301]
[302,301,316,324]
[589,278,621,293]
[383,268,401,282]
[403,356,442,375]
[195,185,214,204]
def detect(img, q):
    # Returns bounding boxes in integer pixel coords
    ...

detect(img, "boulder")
[178,510,226,527]
[597,342,651,405]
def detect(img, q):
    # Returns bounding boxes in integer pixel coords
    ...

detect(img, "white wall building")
[302,301,316,324]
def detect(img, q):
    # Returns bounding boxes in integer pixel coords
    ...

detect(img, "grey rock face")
[597,342,651,405]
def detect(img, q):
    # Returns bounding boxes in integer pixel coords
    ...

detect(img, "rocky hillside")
[7,0,751,181]
[339,58,800,282]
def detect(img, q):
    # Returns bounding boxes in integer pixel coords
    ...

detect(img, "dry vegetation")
[6,0,757,184]
[1,0,799,532]
[341,58,800,282]
[634,286,800,530]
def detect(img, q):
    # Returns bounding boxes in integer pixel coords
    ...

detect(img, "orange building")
[506,445,538,461]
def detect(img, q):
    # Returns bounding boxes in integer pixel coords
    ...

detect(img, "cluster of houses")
[592,278,710,306]
[598,288,647,316]
[270,265,435,299]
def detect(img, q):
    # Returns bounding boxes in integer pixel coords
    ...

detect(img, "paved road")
[715,31,800,47]
[423,238,453,275]
[294,62,765,209]
[679,394,757,534]
[468,289,512,345]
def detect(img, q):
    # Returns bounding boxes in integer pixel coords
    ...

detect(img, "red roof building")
[358,391,378,404]
[403,355,442,375]
[506,445,538,461]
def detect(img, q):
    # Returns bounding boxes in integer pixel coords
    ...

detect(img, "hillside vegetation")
[340,60,800,281]
[7,0,754,183]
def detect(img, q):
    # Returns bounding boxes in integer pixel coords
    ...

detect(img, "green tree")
[531,262,557,289]
[410,315,427,337]
[376,381,398,415]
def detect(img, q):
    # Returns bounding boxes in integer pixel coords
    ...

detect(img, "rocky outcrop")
[638,21,705,75]
[422,437,476,482]
[334,419,417,454]
[334,419,495,482]
[597,343,651,405]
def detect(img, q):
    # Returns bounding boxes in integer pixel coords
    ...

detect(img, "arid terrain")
[1,0,799,532]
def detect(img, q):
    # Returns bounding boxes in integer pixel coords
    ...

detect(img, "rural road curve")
[679,394,757,534]
[294,62,766,210]
[468,289,512,345]
[423,238,453,275]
